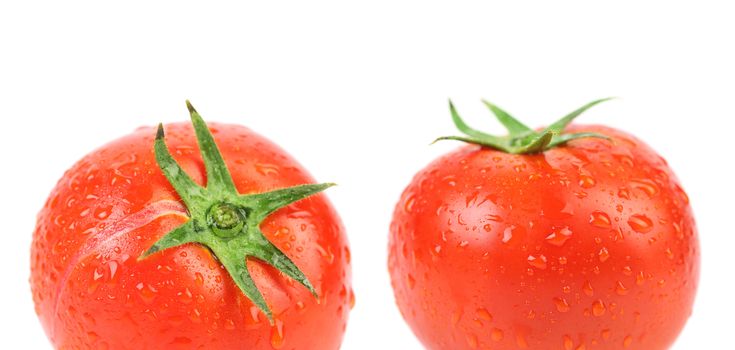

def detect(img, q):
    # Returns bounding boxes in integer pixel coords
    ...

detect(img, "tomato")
[31,103,352,349]
[388,100,699,350]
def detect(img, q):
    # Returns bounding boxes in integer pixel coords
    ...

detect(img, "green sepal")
[138,220,200,260]
[248,232,319,298]
[543,97,615,134]
[242,183,336,222]
[140,101,331,323]
[514,131,554,154]
[154,125,209,209]
[434,98,614,154]
[186,100,238,194]
[481,100,532,135]
[448,101,504,143]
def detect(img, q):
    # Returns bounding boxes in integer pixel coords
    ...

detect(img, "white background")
[1,1,733,349]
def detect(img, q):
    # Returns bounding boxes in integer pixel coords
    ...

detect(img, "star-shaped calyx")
[434,98,614,153]
[139,101,332,322]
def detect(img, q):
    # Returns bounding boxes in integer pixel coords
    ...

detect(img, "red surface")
[389,125,699,350]
[31,122,352,349]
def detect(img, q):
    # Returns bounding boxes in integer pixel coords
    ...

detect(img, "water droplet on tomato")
[563,335,574,350]
[466,333,478,349]
[617,187,630,199]
[579,174,596,188]
[630,179,658,197]
[628,214,653,233]
[451,309,463,327]
[554,297,570,312]
[491,328,504,341]
[406,274,415,289]
[598,247,610,262]
[502,226,514,243]
[270,319,285,349]
[94,205,112,220]
[255,163,280,176]
[527,255,547,269]
[545,226,573,247]
[592,300,606,316]
[589,211,611,228]
[224,318,236,330]
[177,288,193,304]
[615,281,629,295]
[516,332,529,349]
[93,267,104,281]
[107,261,118,280]
[623,335,633,348]
[404,195,416,213]
[476,308,493,321]
[583,281,594,296]
[135,282,158,305]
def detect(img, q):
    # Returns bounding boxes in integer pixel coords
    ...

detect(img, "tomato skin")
[389,125,698,350]
[31,122,352,350]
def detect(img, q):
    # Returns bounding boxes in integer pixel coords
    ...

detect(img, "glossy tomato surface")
[31,122,352,349]
[389,125,698,350]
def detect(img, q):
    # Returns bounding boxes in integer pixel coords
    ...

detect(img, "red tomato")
[31,107,352,349]
[389,101,699,350]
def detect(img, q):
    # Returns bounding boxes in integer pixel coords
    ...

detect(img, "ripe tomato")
[389,100,699,350]
[31,103,352,349]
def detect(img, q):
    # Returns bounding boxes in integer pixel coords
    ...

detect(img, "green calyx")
[139,100,332,322]
[433,98,614,154]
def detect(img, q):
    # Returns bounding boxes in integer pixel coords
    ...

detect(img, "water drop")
[491,328,504,341]
[630,179,658,197]
[628,214,653,233]
[404,196,416,213]
[583,281,594,296]
[545,227,573,247]
[615,281,629,295]
[270,319,285,349]
[617,187,630,199]
[589,211,611,228]
[224,319,236,330]
[255,163,280,177]
[554,297,570,312]
[623,335,633,348]
[466,334,478,349]
[636,271,646,285]
[406,274,415,289]
[579,174,596,188]
[592,300,606,316]
[502,226,514,243]
[563,335,574,350]
[136,283,158,305]
[527,254,547,270]
[476,308,493,321]
[516,332,529,349]
[598,247,610,262]
[178,288,193,304]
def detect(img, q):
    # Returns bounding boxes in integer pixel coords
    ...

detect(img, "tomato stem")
[433,98,614,153]
[138,101,329,323]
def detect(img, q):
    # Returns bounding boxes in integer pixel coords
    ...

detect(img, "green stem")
[139,101,331,323]
[435,98,614,154]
